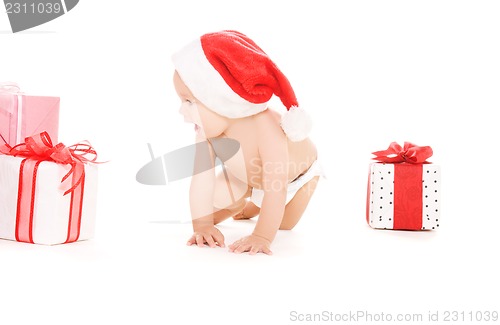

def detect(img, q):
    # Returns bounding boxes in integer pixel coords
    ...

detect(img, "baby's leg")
[212,171,251,225]
[232,200,260,220]
[279,176,320,230]
[212,199,246,225]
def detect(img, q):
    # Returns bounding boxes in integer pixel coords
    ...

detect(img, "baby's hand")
[187,226,225,248]
[228,234,272,255]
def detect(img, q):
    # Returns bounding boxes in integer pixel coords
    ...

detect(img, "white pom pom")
[280,105,312,142]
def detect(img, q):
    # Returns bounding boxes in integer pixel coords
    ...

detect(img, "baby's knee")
[225,198,246,212]
[279,224,295,231]
[213,186,247,211]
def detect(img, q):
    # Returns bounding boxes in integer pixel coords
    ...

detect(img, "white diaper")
[250,160,325,208]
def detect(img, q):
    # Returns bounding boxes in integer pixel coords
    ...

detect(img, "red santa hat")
[172,30,312,141]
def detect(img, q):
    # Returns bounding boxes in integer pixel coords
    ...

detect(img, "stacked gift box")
[0,82,98,245]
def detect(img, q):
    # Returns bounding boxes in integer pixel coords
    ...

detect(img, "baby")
[172,30,323,255]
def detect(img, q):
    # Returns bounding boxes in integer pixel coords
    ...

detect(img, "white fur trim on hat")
[280,106,312,142]
[172,39,268,118]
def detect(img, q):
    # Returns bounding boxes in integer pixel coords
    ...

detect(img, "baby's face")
[173,71,228,138]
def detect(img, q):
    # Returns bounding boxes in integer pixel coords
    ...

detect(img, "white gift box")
[367,162,441,230]
[0,155,98,245]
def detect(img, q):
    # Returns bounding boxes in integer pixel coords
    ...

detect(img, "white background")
[1,1,499,324]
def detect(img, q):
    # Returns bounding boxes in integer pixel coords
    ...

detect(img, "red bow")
[0,132,98,195]
[372,142,433,164]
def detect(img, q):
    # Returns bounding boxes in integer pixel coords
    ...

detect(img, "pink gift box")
[0,83,59,146]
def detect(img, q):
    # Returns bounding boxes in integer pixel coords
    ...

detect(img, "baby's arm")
[229,114,289,254]
[186,136,225,247]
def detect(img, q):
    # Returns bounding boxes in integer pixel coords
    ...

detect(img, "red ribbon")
[0,132,98,243]
[372,141,433,164]
[393,164,423,229]
[368,142,433,230]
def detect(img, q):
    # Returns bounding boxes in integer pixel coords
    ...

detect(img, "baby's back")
[220,108,317,189]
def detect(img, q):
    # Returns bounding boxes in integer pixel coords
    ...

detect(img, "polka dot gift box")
[366,142,441,230]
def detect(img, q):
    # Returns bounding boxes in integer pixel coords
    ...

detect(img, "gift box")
[366,142,441,230]
[0,82,59,146]
[0,132,98,245]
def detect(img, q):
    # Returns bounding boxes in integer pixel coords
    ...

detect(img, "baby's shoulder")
[251,108,289,145]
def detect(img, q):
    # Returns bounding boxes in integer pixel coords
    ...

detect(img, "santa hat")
[172,30,312,142]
